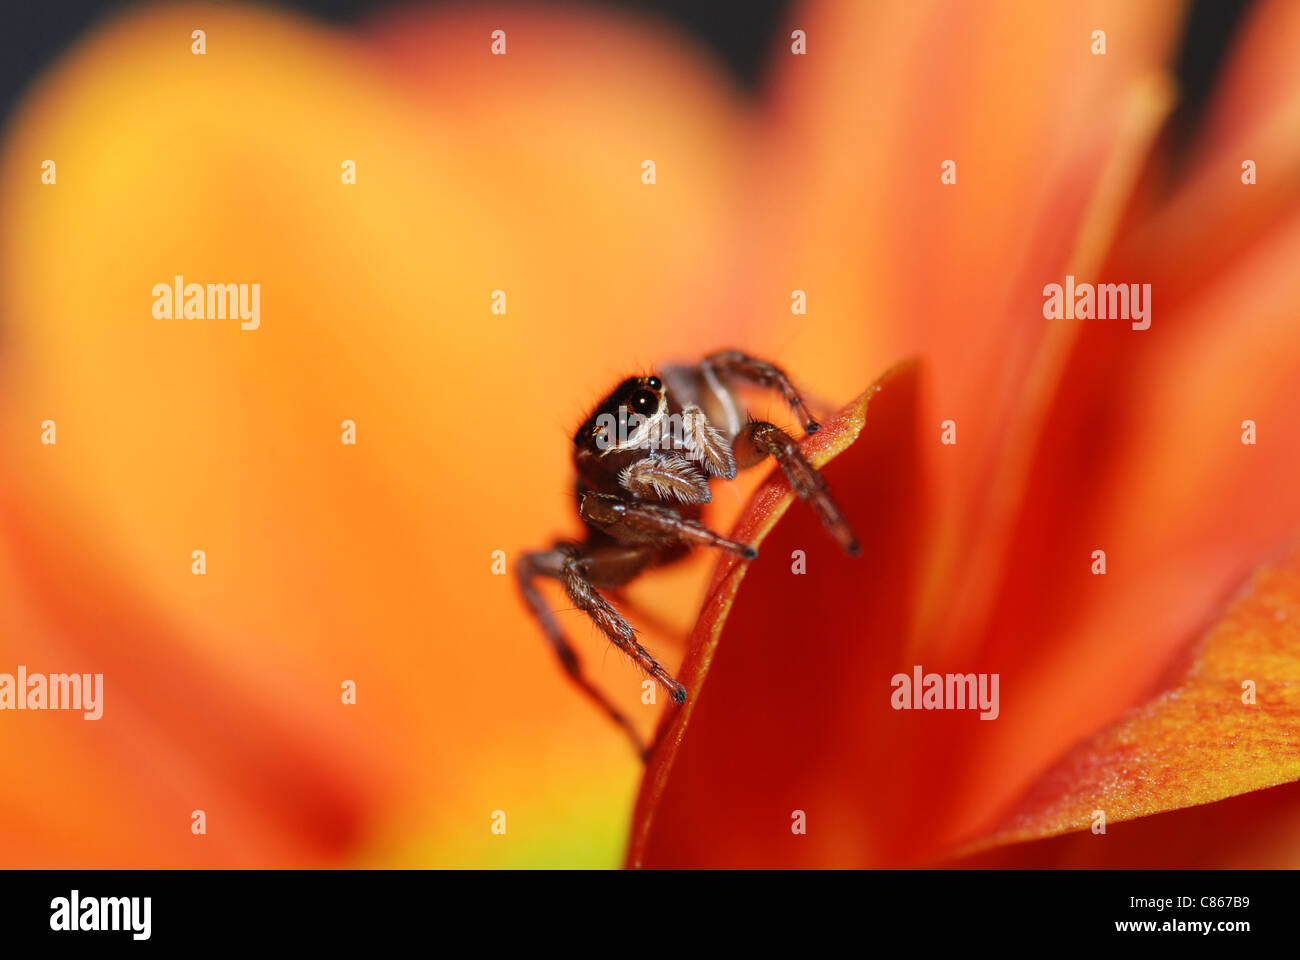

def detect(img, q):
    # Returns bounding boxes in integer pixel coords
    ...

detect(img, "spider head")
[573,374,666,456]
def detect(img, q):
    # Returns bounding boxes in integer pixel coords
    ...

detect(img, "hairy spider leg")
[517,542,688,759]
[733,420,861,555]
[703,349,822,434]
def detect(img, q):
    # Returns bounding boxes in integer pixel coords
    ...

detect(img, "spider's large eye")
[629,389,658,415]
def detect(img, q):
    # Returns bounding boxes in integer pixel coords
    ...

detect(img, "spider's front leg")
[579,491,757,560]
[734,420,861,556]
[703,349,822,434]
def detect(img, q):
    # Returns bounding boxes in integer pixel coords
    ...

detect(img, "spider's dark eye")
[646,376,662,390]
[629,389,658,415]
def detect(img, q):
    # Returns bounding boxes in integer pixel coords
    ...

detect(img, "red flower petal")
[627,361,927,868]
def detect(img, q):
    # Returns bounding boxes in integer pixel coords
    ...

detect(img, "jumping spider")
[517,350,860,758]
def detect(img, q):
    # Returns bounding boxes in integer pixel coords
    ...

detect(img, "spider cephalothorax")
[518,350,859,757]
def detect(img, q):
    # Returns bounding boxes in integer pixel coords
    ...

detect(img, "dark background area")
[0,0,1255,145]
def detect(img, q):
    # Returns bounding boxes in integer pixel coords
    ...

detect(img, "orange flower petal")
[950,780,1300,868]
[955,547,1300,860]
[948,114,1300,852]
[1114,0,1300,304]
